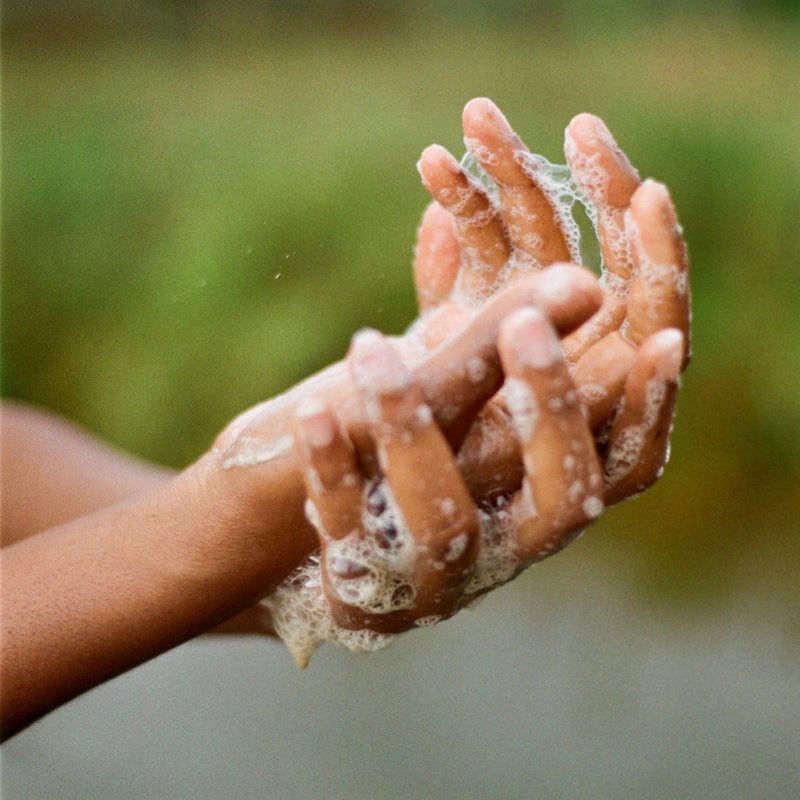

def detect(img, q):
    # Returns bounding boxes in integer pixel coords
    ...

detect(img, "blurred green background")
[2,2,800,798]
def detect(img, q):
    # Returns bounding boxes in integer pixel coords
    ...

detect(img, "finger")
[415,265,603,449]
[565,113,641,295]
[622,180,691,367]
[418,144,511,297]
[602,329,683,505]
[462,97,572,266]
[322,330,479,633]
[412,201,461,312]
[350,331,480,604]
[562,291,627,366]
[498,308,603,563]
[293,399,364,540]
[456,401,523,505]
[570,331,637,431]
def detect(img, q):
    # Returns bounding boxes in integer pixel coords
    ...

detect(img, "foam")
[219,434,293,470]
[603,375,669,491]
[466,356,489,385]
[463,136,501,168]
[413,615,443,627]
[582,495,604,520]
[262,479,416,666]
[444,532,470,562]
[503,378,540,442]
[465,502,522,595]
[459,148,605,277]
[264,477,527,667]
[563,136,610,205]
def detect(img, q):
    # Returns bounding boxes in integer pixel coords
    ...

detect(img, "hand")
[270,304,604,667]
[414,98,690,505]
[209,267,599,626]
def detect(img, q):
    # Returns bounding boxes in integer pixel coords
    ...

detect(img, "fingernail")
[637,179,676,227]
[654,328,684,381]
[568,112,610,142]
[504,307,563,368]
[418,144,459,179]
[350,329,411,395]
[464,97,512,137]
[296,399,336,448]
[589,114,612,140]
[534,265,574,306]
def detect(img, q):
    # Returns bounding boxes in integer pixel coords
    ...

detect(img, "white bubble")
[415,404,433,427]
[262,479,425,666]
[463,136,501,167]
[444,532,469,563]
[466,356,488,385]
[219,434,294,470]
[436,497,457,519]
[582,495,604,520]
[464,506,521,596]
[504,378,539,441]
[414,615,443,628]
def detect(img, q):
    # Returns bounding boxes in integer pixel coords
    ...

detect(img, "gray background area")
[4,545,798,799]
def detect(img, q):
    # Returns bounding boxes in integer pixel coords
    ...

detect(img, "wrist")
[182,396,322,601]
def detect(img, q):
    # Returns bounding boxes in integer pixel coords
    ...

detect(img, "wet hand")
[274,308,605,666]
[413,98,690,505]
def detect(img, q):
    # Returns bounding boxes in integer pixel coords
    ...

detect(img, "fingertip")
[462,96,496,124]
[650,328,685,381]
[418,199,451,229]
[536,263,603,310]
[295,398,337,449]
[349,329,411,397]
[500,307,563,371]
[418,143,457,170]
[629,179,677,229]
[417,144,461,190]
[565,112,604,143]
[462,96,512,140]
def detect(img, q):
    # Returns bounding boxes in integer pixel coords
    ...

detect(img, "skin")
[414,98,690,503]
[0,268,601,739]
[0,99,690,738]
[247,102,690,649]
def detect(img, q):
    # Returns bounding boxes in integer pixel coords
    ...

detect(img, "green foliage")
[3,3,799,599]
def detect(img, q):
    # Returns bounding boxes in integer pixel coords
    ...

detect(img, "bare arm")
[1,402,174,545]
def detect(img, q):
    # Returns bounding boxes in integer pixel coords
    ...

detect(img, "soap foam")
[464,502,522,595]
[603,376,668,491]
[262,479,416,667]
[219,434,293,470]
[264,480,527,666]
[459,148,605,277]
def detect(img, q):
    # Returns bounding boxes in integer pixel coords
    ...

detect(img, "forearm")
[0,450,316,739]
[1,401,174,544]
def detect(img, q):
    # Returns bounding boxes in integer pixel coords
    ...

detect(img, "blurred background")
[2,1,799,797]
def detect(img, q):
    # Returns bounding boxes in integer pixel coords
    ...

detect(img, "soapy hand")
[268,301,604,666]
[219,101,690,657]
[414,98,690,505]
